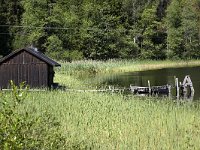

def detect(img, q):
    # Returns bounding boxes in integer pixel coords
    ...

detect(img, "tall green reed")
[18,90,200,149]
[56,59,200,76]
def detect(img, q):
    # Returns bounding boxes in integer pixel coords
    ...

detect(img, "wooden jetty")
[130,84,171,95]
[130,85,150,94]
[130,75,194,99]
[151,85,171,95]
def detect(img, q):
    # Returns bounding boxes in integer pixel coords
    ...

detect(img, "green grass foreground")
[11,91,200,149]
[1,60,200,149]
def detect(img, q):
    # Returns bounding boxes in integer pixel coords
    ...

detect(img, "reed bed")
[56,59,200,76]
[15,91,200,149]
[48,60,200,149]
[54,59,200,89]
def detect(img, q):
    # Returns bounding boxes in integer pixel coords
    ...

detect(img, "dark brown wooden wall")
[0,50,49,88]
[48,66,54,87]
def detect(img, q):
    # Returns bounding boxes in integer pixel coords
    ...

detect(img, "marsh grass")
[16,91,200,149]
[52,60,200,149]
[55,59,200,89]
[56,59,200,76]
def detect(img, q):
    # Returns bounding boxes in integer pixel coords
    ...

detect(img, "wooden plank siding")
[0,51,49,88]
[0,48,60,89]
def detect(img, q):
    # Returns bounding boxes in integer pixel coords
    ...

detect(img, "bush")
[0,81,66,149]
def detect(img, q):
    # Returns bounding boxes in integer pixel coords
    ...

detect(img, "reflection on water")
[83,66,200,100]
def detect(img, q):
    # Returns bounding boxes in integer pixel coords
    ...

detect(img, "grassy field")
[1,60,200,149]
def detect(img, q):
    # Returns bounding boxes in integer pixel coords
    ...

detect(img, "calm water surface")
[85,66,200,100]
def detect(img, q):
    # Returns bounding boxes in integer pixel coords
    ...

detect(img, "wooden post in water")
[191,86,195,95]
[168,84,171,97]
[175,78,179,98]
[148,80,151,94]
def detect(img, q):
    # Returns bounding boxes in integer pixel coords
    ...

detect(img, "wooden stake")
[175,78,179,98]
[148,80,151,94]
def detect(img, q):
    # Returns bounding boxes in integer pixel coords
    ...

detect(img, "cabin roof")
[0,47,61,67]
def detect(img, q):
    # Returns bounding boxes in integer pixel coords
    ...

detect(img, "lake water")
[85,66,200,100]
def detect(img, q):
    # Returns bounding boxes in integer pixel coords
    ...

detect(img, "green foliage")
[181,0,200,58]
[139,4,167,59]
[1,0,200,60]
[0,81,66,149]
[166,0,200,59]
[0,0,22,56]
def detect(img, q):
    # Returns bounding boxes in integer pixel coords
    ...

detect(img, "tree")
[14,0,49,51]
[166,0,200,59]
[138,2,167,59]
[166,0,183,59]
[2,0,199,60]
[181,0,200,58]
[0,0,22,56]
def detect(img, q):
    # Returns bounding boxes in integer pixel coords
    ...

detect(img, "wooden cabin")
[0,47,61,89]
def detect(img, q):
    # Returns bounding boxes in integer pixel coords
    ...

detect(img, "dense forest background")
[0,0,200,60]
